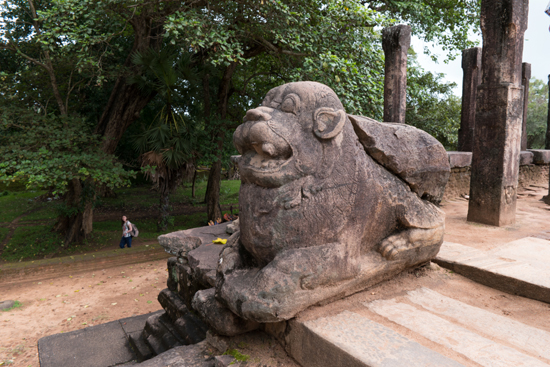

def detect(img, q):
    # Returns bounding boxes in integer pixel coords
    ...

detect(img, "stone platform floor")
[435,237,550,304]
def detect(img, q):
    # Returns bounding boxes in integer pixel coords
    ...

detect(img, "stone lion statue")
[193,81,450,332]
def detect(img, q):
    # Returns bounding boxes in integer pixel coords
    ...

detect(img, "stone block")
[528,149,550,164]
[188,244,224,288]
[38,319,134,367]
[287,310,463,367]
[447,151,472,168]
[434,240,550,304]
[519,151,533,165]
[367,299,547,367]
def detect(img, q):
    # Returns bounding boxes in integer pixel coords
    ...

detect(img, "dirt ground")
[0,185,549,367]
[441,185,550,250]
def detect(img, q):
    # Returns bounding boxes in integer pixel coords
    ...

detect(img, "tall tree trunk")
[204,63,237,222]
[54,179,86,246]
[158,186,170,232]
[205,160,222,222]
[191,169,197,198]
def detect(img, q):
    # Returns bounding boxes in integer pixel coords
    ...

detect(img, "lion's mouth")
[240,148,293,173]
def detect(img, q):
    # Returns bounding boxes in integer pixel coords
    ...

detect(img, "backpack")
[130,223,139,238]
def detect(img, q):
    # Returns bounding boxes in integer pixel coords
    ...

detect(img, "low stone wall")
[443,151,550,200]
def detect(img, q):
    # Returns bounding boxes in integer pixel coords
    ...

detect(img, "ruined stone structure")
[158,81,451,336]
[521,63,531,151]
[458,47,482,152]
[382,24,411,124]
[467,0,529,226]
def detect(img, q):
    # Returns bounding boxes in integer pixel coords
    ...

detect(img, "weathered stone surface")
[158,223,231,257]
[406,287,550,361]
[209,81,448,326]
[521,63,531,150]
[287,310,464,367]
[192,288,259,336]
[135,341,214,367]
[519,151,533,165]
[382,24,411,124]
[367,299,548,367]
[214,355,237,367]
[38,318,135,367]
[188,244,224,288]
[447,151,472,168]
[225,218,239,234]
[349,115,450,203]
[434,239,550,304]
[205,331,230,354]
[529,149,550,164]
[458,47,482,152]
[0,300,15,310]
[467,0,529,227]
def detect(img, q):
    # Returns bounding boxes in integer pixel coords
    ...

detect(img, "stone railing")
[444,150,550,200]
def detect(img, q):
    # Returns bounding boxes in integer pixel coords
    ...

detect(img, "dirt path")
[0,249,171,366]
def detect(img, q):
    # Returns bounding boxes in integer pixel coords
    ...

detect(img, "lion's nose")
[243,107,272,122]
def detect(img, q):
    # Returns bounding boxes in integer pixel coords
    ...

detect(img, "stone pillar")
[521,63,531,150]
[458,47,482,151]
[467,0,528,227]
[546,75,550,149]
[382,24,411,124]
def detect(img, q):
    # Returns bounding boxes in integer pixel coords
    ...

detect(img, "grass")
[0,227,9,244]
[0,179,241,263]
[1,301,22,312]
[0,190,46,222]
[2,225,64,262]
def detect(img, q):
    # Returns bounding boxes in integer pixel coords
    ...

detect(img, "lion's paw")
[378,232,409,260]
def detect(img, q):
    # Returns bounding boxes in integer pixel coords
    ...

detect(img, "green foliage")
[526,78,549,149]
[0,108,135,195]
[367,0,481,61]
[406,52,461,149]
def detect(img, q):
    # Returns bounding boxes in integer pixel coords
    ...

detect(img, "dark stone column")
[458,47,482,152]
[521,63,531,150]
[382,24,411,124]
[546,75,550,149]
[467,0,528,227]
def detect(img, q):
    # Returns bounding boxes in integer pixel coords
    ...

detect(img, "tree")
[130,48,199,231]
[0,107,133,244]
[406,50,461,150]
[526,78,549,149]
[164,0,481,220]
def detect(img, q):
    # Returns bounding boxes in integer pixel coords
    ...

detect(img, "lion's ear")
[313,108,346,139]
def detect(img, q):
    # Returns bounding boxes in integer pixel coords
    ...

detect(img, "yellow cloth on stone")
[212,238,227,245]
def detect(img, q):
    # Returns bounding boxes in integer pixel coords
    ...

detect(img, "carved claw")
[378,232,409,261]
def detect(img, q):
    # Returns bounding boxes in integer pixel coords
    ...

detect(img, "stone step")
[129,331,154,362]
[172,314,208,345]
[158,288,189,322]
[284,287,550,367]
[434,239,550,303]
[405,287,550,361]
[146,334,167,356]
[366,298,550,367]
[287,310,465,367]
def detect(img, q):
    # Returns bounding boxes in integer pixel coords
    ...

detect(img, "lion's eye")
[280,95,299,114]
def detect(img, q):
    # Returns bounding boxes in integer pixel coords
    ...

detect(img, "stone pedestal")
[382,24,411,124]
[458,47,482,152]
[467,0,528,227]
[521,63,531,150]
